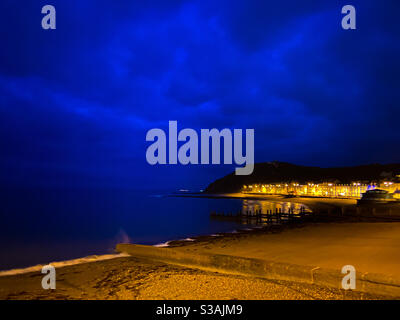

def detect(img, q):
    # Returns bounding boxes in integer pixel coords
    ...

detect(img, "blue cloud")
[0,0,399,189]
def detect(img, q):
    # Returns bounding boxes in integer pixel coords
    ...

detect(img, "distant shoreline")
[172,192,400,215]
[171,192,358,210]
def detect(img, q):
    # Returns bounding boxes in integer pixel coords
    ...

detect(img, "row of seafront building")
[242,181,400,199]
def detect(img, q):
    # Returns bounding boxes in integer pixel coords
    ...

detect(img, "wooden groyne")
[211,203,400,224]
[210,206,311,225]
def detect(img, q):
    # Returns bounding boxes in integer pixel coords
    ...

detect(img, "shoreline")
[0,218,389,277]
[0,253,129,277]
[2,192,399,276]
[0,224,287,276]
[2,221,400,299]
[0,193,315,274]
[2,193,400,299]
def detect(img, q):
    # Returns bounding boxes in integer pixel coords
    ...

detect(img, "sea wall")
[116,243,400,298]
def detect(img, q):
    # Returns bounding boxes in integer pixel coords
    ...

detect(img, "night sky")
[0,1,399,191]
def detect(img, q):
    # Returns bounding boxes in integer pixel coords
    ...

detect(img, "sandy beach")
[0,255,383,300]
[1,220,400,300]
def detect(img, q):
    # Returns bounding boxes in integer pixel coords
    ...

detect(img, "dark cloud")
[0,0,399,189]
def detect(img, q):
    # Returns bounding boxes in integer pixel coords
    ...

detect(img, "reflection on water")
[211,199,313,226]
[242,199,312,215]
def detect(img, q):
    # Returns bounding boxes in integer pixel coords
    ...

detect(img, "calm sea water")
[0,188,308,271]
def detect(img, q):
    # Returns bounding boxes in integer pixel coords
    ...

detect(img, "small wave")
[0,253,129,277]
[153,241,171,247]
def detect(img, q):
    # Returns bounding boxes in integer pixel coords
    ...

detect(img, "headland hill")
[204,161,400,196]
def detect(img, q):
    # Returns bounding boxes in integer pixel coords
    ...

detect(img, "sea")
[0,188,309,271]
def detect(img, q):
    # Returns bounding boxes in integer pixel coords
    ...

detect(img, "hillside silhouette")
[204,162,400,193]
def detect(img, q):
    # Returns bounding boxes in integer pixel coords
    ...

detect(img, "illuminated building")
[242,181,400,199]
